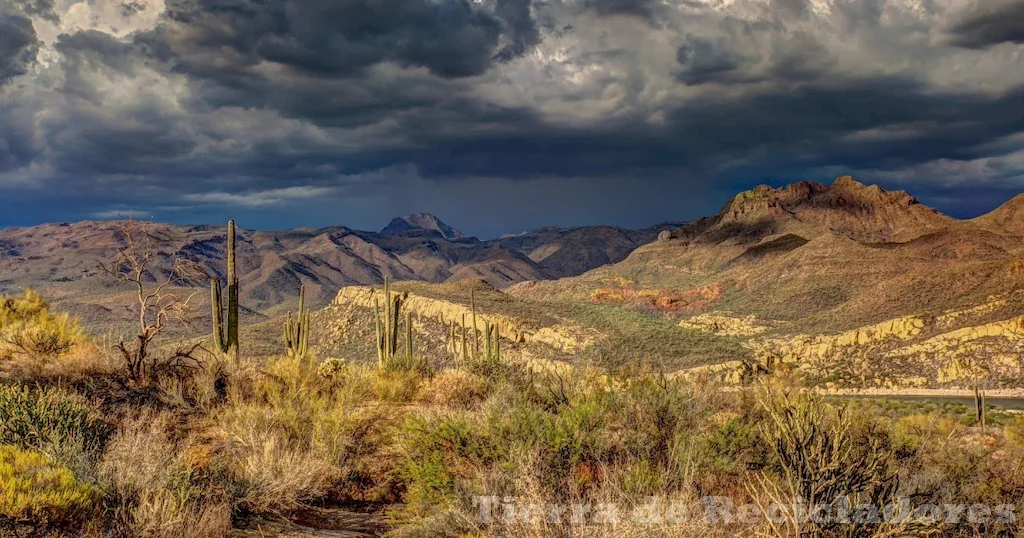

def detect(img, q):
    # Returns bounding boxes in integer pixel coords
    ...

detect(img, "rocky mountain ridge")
[0,216,678,326]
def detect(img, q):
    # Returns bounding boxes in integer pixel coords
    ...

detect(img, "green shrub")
[0,385,113,465]
[0,444,96,526]
[699,415,768,474]
[398,413,496,513]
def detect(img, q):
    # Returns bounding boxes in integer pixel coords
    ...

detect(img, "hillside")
[314,176,1024,389]
[509,176,1024,324]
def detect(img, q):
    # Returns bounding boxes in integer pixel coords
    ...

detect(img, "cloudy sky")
[1,0,1022,237]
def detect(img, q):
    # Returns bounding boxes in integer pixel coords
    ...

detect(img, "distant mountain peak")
[380,213,467,240]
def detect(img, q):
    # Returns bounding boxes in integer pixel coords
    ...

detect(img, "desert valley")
[5,176,1024,390]
[3,177,1024,537]
[4,0,1024,533]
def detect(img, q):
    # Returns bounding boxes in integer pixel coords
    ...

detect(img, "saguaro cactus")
[405,311,414,367]
[374,276,404,368]
[975,383,987,431]
[460,313,468,365]
[485,321,492,362]
[212,219,240,356]
[493,321,500,363]
[284,284,310,367]
[471,288,479,361]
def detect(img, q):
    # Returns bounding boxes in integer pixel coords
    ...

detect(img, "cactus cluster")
[373,276,406,369]
[284,284,311,368]
[211,219,240,358]
[452,287,501,367]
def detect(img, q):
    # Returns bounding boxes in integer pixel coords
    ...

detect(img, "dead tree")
[99,218,203,383]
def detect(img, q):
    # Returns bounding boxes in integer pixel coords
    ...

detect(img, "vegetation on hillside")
[1,285,1023,537]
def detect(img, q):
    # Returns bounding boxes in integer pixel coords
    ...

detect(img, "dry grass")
[101,410,232,538]
[414,369,490,409]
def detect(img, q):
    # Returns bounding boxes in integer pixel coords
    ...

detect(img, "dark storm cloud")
[1,0,1024,233]
[120,1,148,19]
[3,0,57,22]
[384,77,1024,182]
[675,36,744,85]
[493,0,541,63]
[674,29,831,86]
[0,13,38,84]
[582,0,665,23]
[144,0,533,81]
[945,1,1024,49]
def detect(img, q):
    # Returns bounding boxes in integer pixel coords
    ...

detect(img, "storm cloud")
[0,13,38,83]
[0,0,1022,236]
[945,1,1024,49]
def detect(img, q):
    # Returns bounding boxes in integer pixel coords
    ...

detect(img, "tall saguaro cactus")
[284,284,310,369]
[405,311,414,367]
[471,288,479,361]
[974,383,987,431]
[374,276,404,368]
[460,313,468,365]
[212,219,240,356]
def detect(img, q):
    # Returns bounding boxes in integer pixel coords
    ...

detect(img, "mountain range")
[0,214,681,325]
[484,176,1024,387]
[5,175,1024,389]
[515,175,1024,323]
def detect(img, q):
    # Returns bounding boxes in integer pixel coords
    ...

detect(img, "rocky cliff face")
[705,176,953,244]
[328,285,599,354]
[682,295,1024,389]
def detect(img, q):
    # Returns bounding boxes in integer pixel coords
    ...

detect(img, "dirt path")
[232,505,391,538]
[818,387,1024,398]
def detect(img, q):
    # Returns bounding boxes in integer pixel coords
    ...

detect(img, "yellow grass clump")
[0,444,96,525]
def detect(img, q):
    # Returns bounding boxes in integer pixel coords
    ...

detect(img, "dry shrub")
[101,411,231,538]
[0,290,87,375]
[748,386,929,538]
[153,354,232,412]
[226,428,337,512]
[0,384,113,482]
[217,355,397,513]
[415,368,490,408]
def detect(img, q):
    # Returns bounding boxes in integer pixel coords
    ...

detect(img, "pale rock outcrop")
[679,314,776,337]
[332,286,599,354]
[694,293,1024,387]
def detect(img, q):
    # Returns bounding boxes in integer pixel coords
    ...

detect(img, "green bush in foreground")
[0,384,113,462]
[0,444,96,526]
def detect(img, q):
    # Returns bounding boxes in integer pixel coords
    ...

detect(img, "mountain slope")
[509,176,1024,332]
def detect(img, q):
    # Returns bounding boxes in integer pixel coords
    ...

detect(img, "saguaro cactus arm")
[211,278,225,352]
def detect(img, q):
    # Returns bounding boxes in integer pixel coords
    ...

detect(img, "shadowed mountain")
[380,213,466,240]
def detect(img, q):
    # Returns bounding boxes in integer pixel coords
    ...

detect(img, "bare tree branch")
[98,218,206,383]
